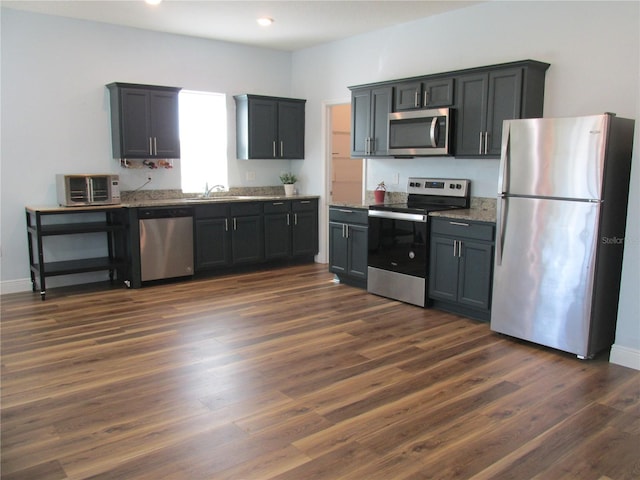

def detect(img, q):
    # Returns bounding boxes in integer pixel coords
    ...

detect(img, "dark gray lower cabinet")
[230,202,264,264]
[195,203,231,270]
[264,199,318,259]
[328,207,368,288]
[195,198,318,273]
[194,202,264,269]
[428,217,495,321]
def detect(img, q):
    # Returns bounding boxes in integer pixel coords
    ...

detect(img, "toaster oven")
[56,174,121,206]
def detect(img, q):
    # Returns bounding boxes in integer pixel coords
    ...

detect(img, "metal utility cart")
[25,205,130,300]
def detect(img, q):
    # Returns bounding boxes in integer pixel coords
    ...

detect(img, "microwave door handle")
[429,117,438,147]
[87,177,94,203]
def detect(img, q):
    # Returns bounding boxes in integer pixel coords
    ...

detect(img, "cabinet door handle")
[478,132,484,155]
[453,240,458,257]
[233,218,237,230]
[300,200,310,204]
[414,91,419,108]
[423,91,429,107]
[280,141,284,157]
[225,218,228,231]
[449,221,470,227]
[287,213,290,226]
[458,240,463,258]
[273,141,277,157]
[484,131,489,154]
[153,137,158,155]
[338,209,353,213]
[345,225,349,238]
[272,202,284,205]
[294,213,298,225]
[149,137,153,156]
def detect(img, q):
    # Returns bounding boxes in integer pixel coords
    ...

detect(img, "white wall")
[290,1,640,366]
[1,8,294,287]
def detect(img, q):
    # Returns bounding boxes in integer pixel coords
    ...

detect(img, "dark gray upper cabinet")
[107,83,181,159]
[350,86,392,157]
[394,78,454,111]
[234,94,306,160]
[455,62,549,157]
[349,59,549,159]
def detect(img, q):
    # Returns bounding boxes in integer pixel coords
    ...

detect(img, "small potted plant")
[280,172,297,197]
[374,181,386,203]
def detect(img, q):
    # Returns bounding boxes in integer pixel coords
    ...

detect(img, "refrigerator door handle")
[497,121,511,195]
[496,194,506,266]
[495,120,511,266]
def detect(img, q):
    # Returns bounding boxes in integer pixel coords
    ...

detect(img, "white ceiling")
[2,0,482,51]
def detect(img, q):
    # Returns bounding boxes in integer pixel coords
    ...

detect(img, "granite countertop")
[429,197,496,223]
[126,194,319,208]
[27,193,320,213]
[330,197,497,223]
[329,202,371,210]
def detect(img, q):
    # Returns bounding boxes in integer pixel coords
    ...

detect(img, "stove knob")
[456,184,462,189]
[449,183,455,189]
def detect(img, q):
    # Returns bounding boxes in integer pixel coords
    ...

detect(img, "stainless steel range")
[368,177,470,307]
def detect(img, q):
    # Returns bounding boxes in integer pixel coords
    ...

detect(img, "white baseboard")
[1,277,33,295]
[610,344,640,371]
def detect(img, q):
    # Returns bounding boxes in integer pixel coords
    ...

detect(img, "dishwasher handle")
[138,207,194,219]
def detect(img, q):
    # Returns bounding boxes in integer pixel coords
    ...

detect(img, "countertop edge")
[27,195,321,213]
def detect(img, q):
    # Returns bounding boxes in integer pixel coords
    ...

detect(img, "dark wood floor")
[1,263,639,479]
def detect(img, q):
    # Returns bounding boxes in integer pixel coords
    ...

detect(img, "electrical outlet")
[393,173,400,185]
[246,171,256,181]
[147,174,152,182]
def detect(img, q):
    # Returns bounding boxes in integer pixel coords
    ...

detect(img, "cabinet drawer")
[263,200,290,214]
[195,203,229,219]
[329,207,368,225]
[292,199,317,212]
[430,218,494,242]
[230,202,262,216]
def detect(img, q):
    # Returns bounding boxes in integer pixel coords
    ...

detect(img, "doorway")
[329,104,363,204]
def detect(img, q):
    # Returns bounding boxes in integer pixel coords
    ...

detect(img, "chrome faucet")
[203,183,225,197]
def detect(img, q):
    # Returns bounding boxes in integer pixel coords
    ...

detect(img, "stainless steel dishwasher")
[138,207,194,282]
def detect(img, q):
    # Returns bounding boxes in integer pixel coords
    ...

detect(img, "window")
[179,90,227,193]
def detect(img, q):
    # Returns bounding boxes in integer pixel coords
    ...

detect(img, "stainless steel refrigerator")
[490,113,635,358]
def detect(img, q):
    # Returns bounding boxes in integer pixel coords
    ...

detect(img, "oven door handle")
[368,210,428,223]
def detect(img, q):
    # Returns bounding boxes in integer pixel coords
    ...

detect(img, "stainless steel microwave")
[388,107,452,156]
[56,174,121,206]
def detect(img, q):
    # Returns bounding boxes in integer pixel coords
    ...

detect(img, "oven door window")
[368,217,428,278]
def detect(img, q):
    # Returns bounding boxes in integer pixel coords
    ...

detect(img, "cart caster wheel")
[124,280,131,288]
[40,291,46,301]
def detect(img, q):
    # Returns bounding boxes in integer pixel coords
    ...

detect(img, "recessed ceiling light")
[145,0,162,5]
[257,17,274,27]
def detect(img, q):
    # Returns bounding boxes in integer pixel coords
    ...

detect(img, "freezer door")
[491,196,600,357]
[499,115,608,200]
